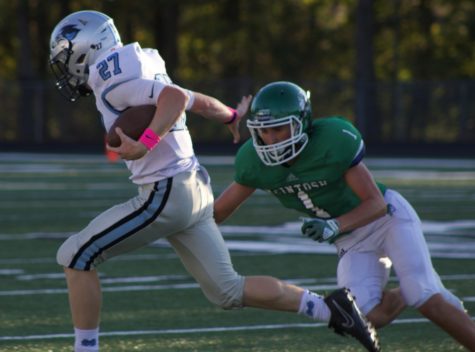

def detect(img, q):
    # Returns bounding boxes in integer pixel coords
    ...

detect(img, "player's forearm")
[149,86,188,136]
[213,204,232,224]
[336,197,387,233]
[189,92,235,124]
[214,192,240,224]
[214,182,255,224]
[340,162,388,232]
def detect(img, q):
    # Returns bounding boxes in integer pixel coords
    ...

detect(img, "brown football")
[106,105,156,147]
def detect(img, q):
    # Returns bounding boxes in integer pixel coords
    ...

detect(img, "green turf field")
[0,153,474,351]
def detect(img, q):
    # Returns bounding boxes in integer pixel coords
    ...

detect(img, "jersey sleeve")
[325,117,365,173]
[106,78,194,111]
[105,78,165,110]
[234,140,261,187]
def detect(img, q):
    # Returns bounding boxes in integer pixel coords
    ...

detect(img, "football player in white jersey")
[49,11,380,352]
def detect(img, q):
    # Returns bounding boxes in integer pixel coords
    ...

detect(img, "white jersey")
[87,42,199,184]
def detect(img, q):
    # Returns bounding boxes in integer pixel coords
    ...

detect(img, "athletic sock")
[298,289,331,322]
[74,327,99,352]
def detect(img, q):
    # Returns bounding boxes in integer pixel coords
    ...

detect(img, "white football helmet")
[49,10,122,101]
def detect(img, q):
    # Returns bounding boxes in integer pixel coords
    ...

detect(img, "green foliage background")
[1,0,475,150]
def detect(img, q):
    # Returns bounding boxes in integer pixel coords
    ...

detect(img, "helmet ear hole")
[76,54,86,64]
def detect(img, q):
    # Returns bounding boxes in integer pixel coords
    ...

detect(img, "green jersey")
[235,116,386,218]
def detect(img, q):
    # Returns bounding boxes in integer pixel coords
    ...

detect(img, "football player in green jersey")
[214,81,475,350]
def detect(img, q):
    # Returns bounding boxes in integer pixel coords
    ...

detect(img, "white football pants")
[57,168,245,308]
[334,189,464,314]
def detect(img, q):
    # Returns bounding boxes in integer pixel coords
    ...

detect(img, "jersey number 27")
[96,52,122,81]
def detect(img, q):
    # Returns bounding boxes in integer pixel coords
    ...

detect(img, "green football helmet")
[247,81,312,166]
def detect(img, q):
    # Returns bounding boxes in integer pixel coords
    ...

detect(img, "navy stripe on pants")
[69,178,172,270]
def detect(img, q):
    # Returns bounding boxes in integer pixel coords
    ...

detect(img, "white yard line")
[1,153,475,168]
[1,220,475,260]
[0,275,474,297]
[1,317,475,342]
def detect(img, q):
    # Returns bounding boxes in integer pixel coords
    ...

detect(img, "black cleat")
[324,288,380,352]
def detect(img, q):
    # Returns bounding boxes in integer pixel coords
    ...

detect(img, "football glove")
[301,218,340,243]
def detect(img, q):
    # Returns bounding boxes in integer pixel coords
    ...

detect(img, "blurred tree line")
[1,0,474,155]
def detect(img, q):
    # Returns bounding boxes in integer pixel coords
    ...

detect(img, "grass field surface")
[0,153,474,351]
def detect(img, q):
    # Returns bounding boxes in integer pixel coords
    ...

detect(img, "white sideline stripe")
[6,272,475,284]
[1,317,475,342]
[0,253,178,265]
[0,283,336,296]
[2,324,326,341]
[0,251,264,265]
[1,153,475,168]
[1,279,474,299]
[0,283,200,296]
[5,219,475,240]
[1,219,475,260]
[0,285,337,297]
[15,273,187,283]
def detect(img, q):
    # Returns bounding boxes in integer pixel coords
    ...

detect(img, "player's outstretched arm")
[337,162,387,232]
[189,92,252,143]
[214,182,255,223]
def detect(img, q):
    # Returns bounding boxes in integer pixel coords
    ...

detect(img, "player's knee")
[203,276,245,309]
[407,286,465,312]
[348,285,383,315]
[400,275,438,307]
[440,289,465,311]
[367,288,406,328]
[56,236,75,267]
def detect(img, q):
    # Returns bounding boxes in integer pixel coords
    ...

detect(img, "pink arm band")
[225,107,238,125]
[139,128,161,151]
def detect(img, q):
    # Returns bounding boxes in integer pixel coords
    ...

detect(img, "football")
[106,105,156,147]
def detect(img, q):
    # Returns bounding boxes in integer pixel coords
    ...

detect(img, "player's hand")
[236,95,252,119]
[106,127,148,160]
[227,95,252,144]
[301,217,340,243]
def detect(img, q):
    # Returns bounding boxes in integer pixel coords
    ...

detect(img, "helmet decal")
[59,25,80,41]
[255,109,272,121]
[298,95,307,111]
